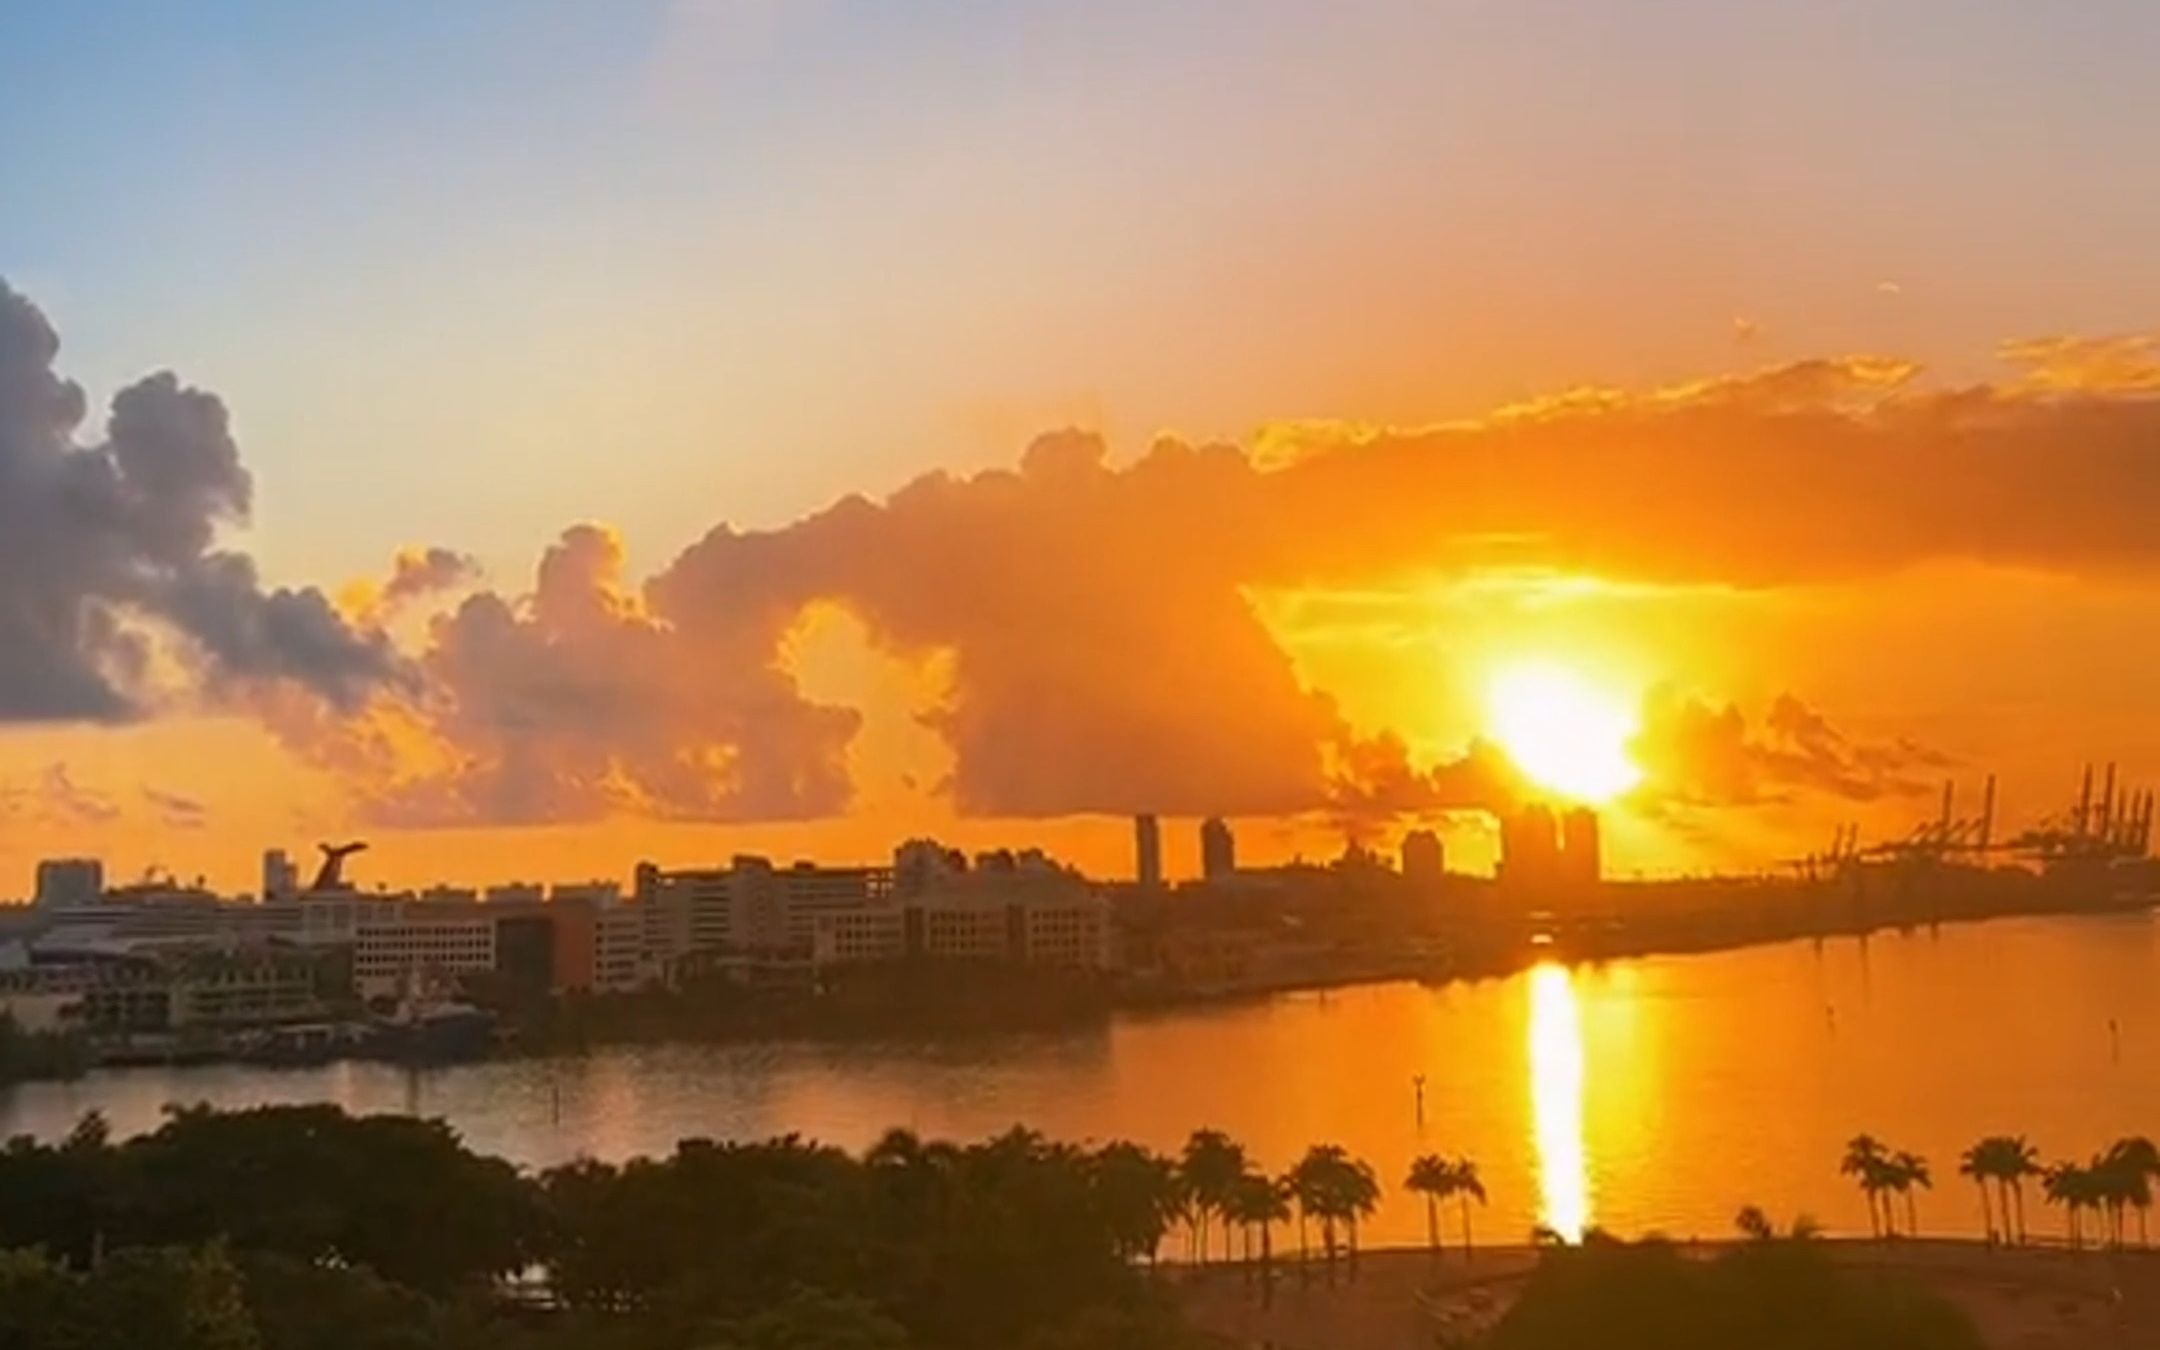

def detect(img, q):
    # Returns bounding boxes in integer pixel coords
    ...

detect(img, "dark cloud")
[382,546,480,608]
[0,279,398,721]
[1321,731,1528,836]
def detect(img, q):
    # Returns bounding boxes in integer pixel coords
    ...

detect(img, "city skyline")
[8,2,2160,893]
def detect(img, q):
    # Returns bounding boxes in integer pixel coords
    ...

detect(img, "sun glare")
[1487,661,1642,803]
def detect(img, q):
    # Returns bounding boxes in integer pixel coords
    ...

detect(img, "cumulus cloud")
[296,349,2160,828]
[384,546,481,608]
[0,280,398,722]
[24,277,2160,833]
[282,524,861,826]
[1323,732,1528,832]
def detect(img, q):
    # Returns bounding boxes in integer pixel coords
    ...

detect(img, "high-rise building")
[261,849,298,901]
[1497,805,1560,891]
[1134,814,1163,888]
[34,858,103,908]
[1561,808,1602,885]
[1401,829,1445,886]
[1200,817,1237,882]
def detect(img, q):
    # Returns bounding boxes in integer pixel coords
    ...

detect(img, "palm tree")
[2044,1162,2097,1250]
[2102,1137,2159,1247]
[1287,1147,1330,1281]
[1339,1155,1381,1274]
[1089,1141,1182,1267]
[1998,1135,2043,1244]
[1221,1170,1292,1300]
[1288,1144,1376,1283]
[1445,1157,1488,1259]
[1959,1142,1998,1243]
[1405,1154,1451,1256]
[1891,1151,1931,1236]
[1180,1129,1248,1266]
[1840,1135,1892,1238]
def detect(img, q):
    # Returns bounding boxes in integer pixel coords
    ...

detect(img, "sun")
[1486,660,1643,803]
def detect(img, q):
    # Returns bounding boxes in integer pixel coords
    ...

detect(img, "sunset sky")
[5,0,2160,893]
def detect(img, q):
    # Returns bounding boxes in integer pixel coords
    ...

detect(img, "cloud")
[1631,689,1946,808]
[141,784,209,830]
[279,524,861,826]
[384,546,481,608]
[340,546,481,624]
[0,764,120,828]
[1997,333,2160,394]
[298,347,2160,828]
[1257,355,2160,587]
[0,279,400,722]
[1323,732,1528,833]
[25,278,2160,833]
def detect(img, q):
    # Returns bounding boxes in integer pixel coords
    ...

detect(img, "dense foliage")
[0,1014,87,1087]
[0,1106,1203,1350]
[1487,1227,1985,1350]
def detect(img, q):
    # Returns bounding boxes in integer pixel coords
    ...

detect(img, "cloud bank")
[10,276,2156,831]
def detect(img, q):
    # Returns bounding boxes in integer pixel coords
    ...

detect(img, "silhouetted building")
[1561,808,1602,885]
[1200,817,1237,882]
[34,858,102,908]
[1401,829,1445,887]
[1499,805,1601,892]
[261,849,298,901]
[1497,805,1561,891]
[1134,814,1163,888]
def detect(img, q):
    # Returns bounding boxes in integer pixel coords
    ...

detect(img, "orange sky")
[8,4,2160,897]
[7,315,2160,896]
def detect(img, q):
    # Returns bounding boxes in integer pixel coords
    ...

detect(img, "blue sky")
[5,0,2158,585]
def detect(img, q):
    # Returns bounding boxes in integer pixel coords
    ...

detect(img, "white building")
[592,905,650,992]
[631,856,893,970]
[352,902,498,999]
[810,874,1112,972]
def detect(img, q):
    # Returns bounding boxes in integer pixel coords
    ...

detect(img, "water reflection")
[1529,963,1589,1240]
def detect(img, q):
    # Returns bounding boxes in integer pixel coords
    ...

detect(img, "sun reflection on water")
[1529,963,1590,1240]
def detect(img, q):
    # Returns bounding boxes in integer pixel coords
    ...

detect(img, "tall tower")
[1200,817,1237,882]
[1134,814,1163,888]
[1560,808,1602,886]
[33,858,103,908]
[1401,829,1444,887]
[262,849,298,901]
[1498,806,1560,891]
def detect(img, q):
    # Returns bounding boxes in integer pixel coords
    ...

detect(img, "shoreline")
[7,893,2153,1088]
